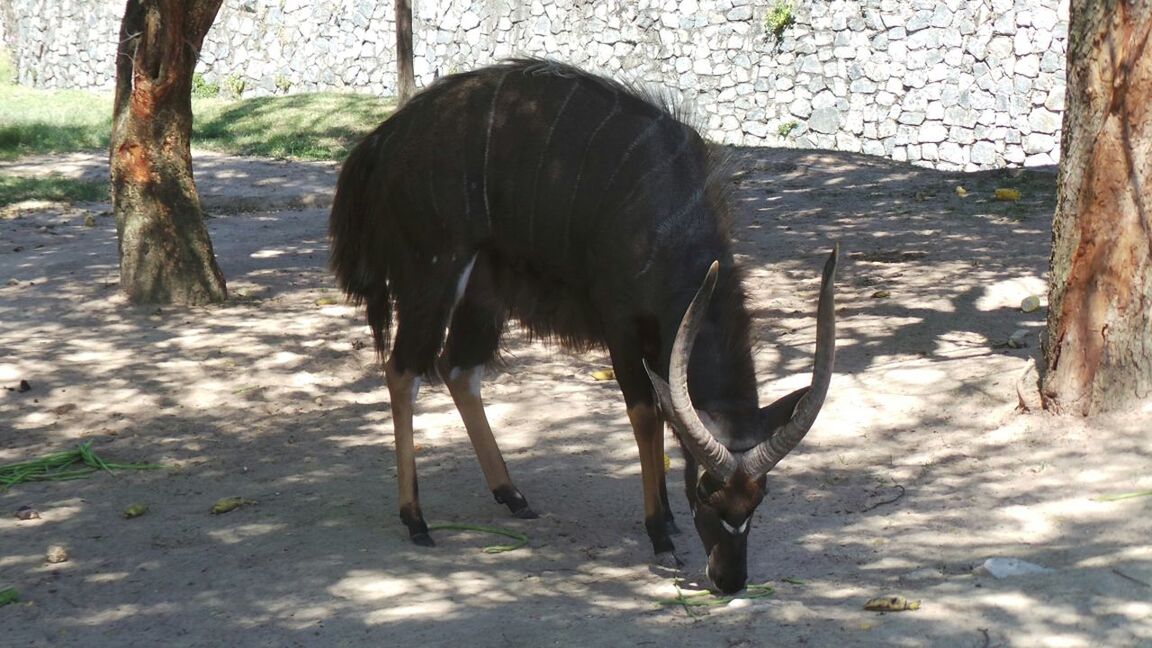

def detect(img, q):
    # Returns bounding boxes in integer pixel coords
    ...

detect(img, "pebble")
[45,545,69,564]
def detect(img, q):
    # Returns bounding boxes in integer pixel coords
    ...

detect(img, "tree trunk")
[395,0,416,106]
[109,0,227,305]
[1042,0,1152,414]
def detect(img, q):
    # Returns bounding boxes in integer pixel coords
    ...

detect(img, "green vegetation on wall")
[764,1,795,40]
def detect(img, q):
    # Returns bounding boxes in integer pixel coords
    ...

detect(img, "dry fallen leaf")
[211,497,256,514]
[864,595,921,612]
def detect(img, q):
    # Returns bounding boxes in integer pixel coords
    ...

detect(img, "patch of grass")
[777,120,799,137]
[0,84,392,162]
[0,85,112,159]
[0,441,162,488]
[0,175,108,206]
[192,93,393,160]
[764,1,795,40]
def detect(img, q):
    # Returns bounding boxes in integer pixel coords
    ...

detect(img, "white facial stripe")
[720,519,749,535]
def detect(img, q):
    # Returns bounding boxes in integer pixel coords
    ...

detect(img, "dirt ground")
[1,148,1149,647]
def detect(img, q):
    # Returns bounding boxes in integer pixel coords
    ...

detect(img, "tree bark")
[1042,0,1152,414]
[110,0,227,305]
[395,0,416,106]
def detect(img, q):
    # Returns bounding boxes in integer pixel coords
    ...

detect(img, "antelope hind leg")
[384,359,434,546]
[438,359,537,519]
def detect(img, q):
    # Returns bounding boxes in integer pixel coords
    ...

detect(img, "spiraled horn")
[741,245,838,477]
[643,261,738,481]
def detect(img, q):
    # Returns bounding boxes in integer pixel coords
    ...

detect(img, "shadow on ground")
[1,148,1148,647]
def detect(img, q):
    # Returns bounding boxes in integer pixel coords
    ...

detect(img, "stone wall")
[0,0,1068,170]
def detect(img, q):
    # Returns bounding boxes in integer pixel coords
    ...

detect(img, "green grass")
[0,84,392,162]
[0,441,162,488]
[0,85,113,159]
[193,93,392,160]
[0,175,108,206]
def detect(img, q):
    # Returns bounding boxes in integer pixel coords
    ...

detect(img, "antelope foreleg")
[438,361,537,519]
[384,359,433,546]
[628,402,681,567]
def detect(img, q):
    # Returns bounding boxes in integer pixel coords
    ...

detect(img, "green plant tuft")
[224,74,246,98]
[191,72,220,98]
[764,1,795,40]
[777,120,799,137]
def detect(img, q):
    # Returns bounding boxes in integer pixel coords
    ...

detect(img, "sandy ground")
[1,148,1150,647]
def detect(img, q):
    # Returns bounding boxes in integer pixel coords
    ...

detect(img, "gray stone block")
[808,108,842,133]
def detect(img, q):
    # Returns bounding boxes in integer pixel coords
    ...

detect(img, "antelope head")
[645,246,838,593]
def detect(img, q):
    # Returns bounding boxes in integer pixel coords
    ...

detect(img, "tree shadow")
[1,148,1148,647]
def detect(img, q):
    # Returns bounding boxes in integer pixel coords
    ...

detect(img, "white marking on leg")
[410,376,422,408]
[444,254,480,339]
[447,365,484,397]
[467,365,484,398]
[453,254,479,308]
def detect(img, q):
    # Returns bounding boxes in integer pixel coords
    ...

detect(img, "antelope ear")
[642,359,674,416]
[759,387,810,432]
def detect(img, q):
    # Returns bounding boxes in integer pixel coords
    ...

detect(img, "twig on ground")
[1110,568,1151,589]
[861,484,906,512]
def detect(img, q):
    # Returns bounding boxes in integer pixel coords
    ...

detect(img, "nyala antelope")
[329,59,837,593]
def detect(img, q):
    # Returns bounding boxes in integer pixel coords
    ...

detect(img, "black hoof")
[493,485,537,519]
[410,532,435,547]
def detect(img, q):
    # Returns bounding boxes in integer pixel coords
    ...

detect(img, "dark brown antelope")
[329,59,837,594]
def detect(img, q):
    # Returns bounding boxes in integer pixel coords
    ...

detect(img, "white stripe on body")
[482,72,511,227]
